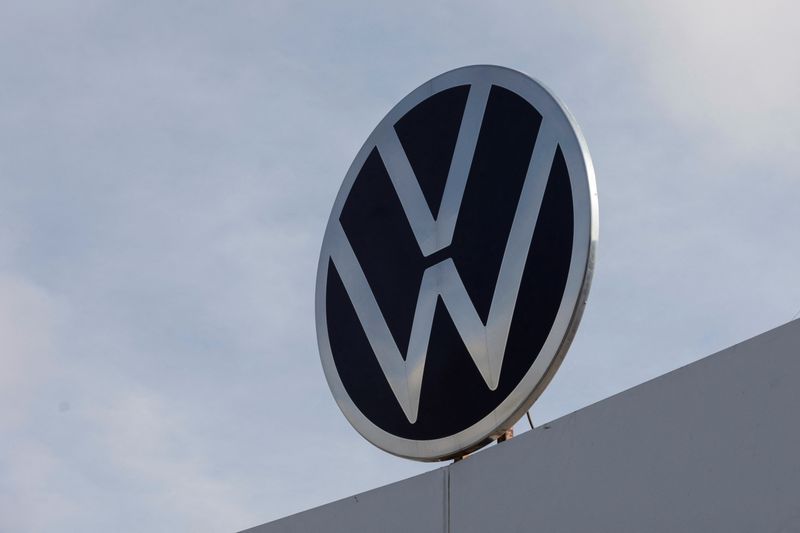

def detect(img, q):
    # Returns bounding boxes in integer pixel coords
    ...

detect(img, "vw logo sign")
[316,65,598,461]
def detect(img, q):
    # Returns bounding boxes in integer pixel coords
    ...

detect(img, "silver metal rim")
[315,65,598,461]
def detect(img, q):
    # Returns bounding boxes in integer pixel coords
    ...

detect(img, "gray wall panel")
[450,320,800,533]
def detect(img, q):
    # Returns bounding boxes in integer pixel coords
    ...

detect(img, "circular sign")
[315,65,597,461]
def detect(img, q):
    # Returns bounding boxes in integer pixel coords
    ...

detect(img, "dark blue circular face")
[316,66,597,461]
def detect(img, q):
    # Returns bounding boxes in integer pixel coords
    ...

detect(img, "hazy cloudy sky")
[1,1,798,531]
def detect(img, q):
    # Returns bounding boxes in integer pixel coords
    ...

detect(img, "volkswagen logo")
[316,65,598,461]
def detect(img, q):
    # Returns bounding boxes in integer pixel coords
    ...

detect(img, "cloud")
[0,274,62,531]
[0,274,59,409]
[0,270,258,531]
[567,0,800,161]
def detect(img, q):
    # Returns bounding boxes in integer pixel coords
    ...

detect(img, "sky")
[1,1,799,531]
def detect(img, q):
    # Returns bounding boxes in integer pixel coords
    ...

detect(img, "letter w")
[328,83,559,423]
